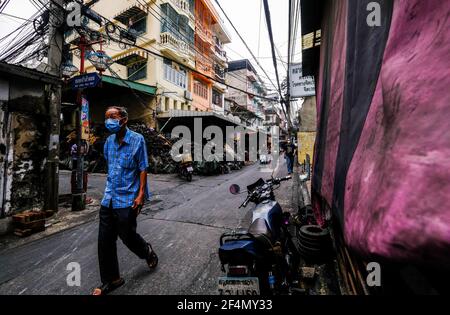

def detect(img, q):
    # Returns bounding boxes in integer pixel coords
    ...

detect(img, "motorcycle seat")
[248,218,273,248]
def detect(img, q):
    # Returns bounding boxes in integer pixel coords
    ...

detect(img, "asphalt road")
[0,159,290,295]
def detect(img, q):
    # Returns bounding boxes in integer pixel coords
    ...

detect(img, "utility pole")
[44,0,64,212]
[72,35,87,212]
[287,0,293,139]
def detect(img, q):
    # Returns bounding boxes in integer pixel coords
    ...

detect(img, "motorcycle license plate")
[218,277,260,295]
[187,167,194,172]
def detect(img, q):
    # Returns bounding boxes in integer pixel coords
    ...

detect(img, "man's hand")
[132,193,145,216]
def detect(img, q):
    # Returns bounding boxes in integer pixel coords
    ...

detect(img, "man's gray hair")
[106,106,128,118]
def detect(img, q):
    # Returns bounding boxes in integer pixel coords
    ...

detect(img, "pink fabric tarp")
[344,0,450,265]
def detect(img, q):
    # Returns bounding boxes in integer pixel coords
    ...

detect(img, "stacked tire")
[298,225,333,263]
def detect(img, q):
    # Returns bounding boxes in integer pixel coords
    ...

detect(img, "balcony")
[246,103,256,113]
[195,21,213,45]
[247,70,257,82]
[162,0,192,19]
[214,46,228,66]
[160,32,195,67]
[214,65,225,83]
[114,3,147,25]
[113,48,148,66]
[196,54,214,77]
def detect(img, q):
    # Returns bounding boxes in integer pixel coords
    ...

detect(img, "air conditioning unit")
[184,90,193,101]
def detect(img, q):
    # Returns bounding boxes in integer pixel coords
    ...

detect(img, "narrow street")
[0,160,291,295]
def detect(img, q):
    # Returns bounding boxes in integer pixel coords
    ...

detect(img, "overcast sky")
[0,0,301,105]
[218,0,302,93]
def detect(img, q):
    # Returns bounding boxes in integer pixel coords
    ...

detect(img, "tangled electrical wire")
[0,5,50,65]
[0,0,69,66]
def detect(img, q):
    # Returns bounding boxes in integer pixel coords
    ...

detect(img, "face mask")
[105,118,122,133]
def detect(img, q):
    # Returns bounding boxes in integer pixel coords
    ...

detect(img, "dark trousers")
[98,203,150,284]
[286,155,294,174]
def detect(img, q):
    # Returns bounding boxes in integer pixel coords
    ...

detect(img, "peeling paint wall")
[9,113,47,213]
[0,75,49,217]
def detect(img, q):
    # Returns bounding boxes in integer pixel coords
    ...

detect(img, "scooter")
[178,153,194,182]
[218,176,300,295]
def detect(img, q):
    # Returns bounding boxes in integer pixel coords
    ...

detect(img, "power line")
[116,39,276,102]
[72,0,262,95]
[257,0,262,58]
[45,0,278,105]
[287,0,293,100]
[214,0,279,95]
[0,0,12,13]
[262,0,290,127]
[291,0,301,65]
[75,0,273,102]
[138,0,276,90]
[0,12,31,22]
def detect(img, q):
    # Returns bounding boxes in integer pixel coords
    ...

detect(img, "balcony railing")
[214,65,225,82]
[247,70,257,82]
[166,0,191,18]
[196,54,213,76]
[214,46,227,64]
[195,21,213,44]
[160,32,195,60]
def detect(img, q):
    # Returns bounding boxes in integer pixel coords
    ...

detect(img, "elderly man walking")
[92,106,158,295]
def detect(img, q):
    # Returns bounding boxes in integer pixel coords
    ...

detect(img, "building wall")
[298,96,317,132]
[0,76,48,217]
[226,68,247,105]
[226,62,270,130]
[71,0,230,116]
[191,74,211,111]
[71,1,196,122]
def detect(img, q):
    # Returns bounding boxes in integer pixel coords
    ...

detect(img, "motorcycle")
[218,176,300,295]
[178,153,194,182]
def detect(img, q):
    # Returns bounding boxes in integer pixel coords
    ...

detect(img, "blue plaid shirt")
[101,128,150,209]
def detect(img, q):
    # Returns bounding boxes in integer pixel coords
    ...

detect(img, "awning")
[158,110,242,125]
[101,75,156,95]
[114,4,147,25]
[112,49,148,66]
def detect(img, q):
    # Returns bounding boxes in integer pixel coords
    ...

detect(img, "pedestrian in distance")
[92,106,158,295]
[285,139,297,175]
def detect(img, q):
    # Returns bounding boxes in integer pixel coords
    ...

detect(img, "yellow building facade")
[69,0,230,128]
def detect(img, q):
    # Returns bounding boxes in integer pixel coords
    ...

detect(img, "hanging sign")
[290,63,316,98]
[81,97,90,141]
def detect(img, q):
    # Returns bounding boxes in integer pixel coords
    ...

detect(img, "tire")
[298,233,331,248]
[297,225,333,263]
[187,173,192,182]
[298,236,324,250]
[299,225,329,240]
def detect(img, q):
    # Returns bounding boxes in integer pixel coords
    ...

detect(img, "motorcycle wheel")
[187,173,192,182]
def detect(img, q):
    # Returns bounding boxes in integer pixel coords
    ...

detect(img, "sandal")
[146,243,158,270]
[92,278,125,295]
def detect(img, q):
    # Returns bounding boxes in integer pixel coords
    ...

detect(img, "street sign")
[289,63,316,98]
[72,73,101,89]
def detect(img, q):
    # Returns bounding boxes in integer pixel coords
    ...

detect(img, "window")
[163,58,187,89]
[127,61,147,81]
[161,3,194,44]
[189,0,195,14]
[130,16,147,35]
[164,97,170,111]
[212,89,223,107]
[194,80,208,99]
